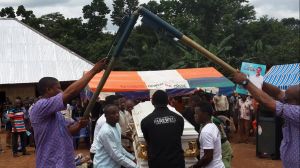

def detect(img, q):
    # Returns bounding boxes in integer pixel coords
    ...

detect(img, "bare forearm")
[63,71,96,104]
[10,119,15,128]
[68,124,82,136]
[262,82,284,101]
[246,82,276,112]
[193,155,212,168]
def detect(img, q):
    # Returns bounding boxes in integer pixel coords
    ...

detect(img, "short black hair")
[38,77,59,96]
[117,94,124,99]
[190,95,201,103]
[257,67,262,70]
[104,104,117,115]
[196,101,213,117]
[126,99,135,104]
[105,95,119,105]
[152,90,168,105]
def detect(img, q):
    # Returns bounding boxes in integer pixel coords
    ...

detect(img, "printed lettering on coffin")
[153,116,176,125]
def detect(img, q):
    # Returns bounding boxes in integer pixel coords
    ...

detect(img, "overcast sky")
[1,0,299,32]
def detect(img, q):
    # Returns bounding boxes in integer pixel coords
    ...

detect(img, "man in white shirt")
[93,104,137,168]
[249,67,264,90]
[235,95,254,143]
[190,101,225,168]
[90,95,120,161]
[213,95,229,117]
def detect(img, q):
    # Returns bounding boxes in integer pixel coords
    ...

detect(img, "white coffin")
[131,101,199,168]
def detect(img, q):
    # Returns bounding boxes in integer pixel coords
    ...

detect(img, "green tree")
[167,34,234,72]
[274,39,299,65]
[281,17,300,31]
[245,16,293,46]
[281,17,300,37]
[0,7,16,18]
[82,0,110,40]
[111,0,139,26]
[16,5,34,20]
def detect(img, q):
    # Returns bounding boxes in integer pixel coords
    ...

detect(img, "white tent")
[0,18,94,84]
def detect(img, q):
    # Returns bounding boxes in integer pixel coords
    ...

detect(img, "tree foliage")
[111,0,139,26]
[82,0,110,40]
[0,7,16,18]
[0,2,298,78]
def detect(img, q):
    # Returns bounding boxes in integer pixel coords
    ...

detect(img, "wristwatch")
[242,79,250,87]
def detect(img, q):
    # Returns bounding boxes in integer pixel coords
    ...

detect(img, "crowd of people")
[0,59,298,168]
[0,96,39,156]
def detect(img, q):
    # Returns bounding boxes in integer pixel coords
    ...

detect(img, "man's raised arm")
[262,82,285,102]
[62,57,107,104]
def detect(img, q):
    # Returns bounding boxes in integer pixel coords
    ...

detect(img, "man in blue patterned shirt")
[31,57,107,168]
[233,70,299,168]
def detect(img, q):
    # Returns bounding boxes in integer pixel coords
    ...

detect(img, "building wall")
[0,83,36,103]
[0,81,76,104]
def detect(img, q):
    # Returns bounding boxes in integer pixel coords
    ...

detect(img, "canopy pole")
[82,12,139,120]
[180,35,237,74]
[82,57,117,120]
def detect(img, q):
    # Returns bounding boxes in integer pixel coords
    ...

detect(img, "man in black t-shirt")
[182,95,201,133]
[141,90,185,168]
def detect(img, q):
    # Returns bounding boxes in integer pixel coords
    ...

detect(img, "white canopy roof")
[0,18,94,84]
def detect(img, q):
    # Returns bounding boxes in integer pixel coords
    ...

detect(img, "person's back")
[141,90,184,168]
[141,107,184,168]
[200,123,224,168]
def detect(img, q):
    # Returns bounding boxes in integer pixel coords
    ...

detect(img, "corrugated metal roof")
[0,18,94,84]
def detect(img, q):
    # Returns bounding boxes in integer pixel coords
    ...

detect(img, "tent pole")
[82,12,139,120]
[82,57,117,120]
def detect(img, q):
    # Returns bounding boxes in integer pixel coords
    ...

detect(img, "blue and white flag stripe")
[264,63,299,90]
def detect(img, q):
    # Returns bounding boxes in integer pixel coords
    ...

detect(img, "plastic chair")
[73,118,90,150]
[73,125,90,150]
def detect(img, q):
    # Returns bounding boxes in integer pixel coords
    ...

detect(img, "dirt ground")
[0,127,282,168]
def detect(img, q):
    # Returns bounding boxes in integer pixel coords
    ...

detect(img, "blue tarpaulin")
[264,63,299,90]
